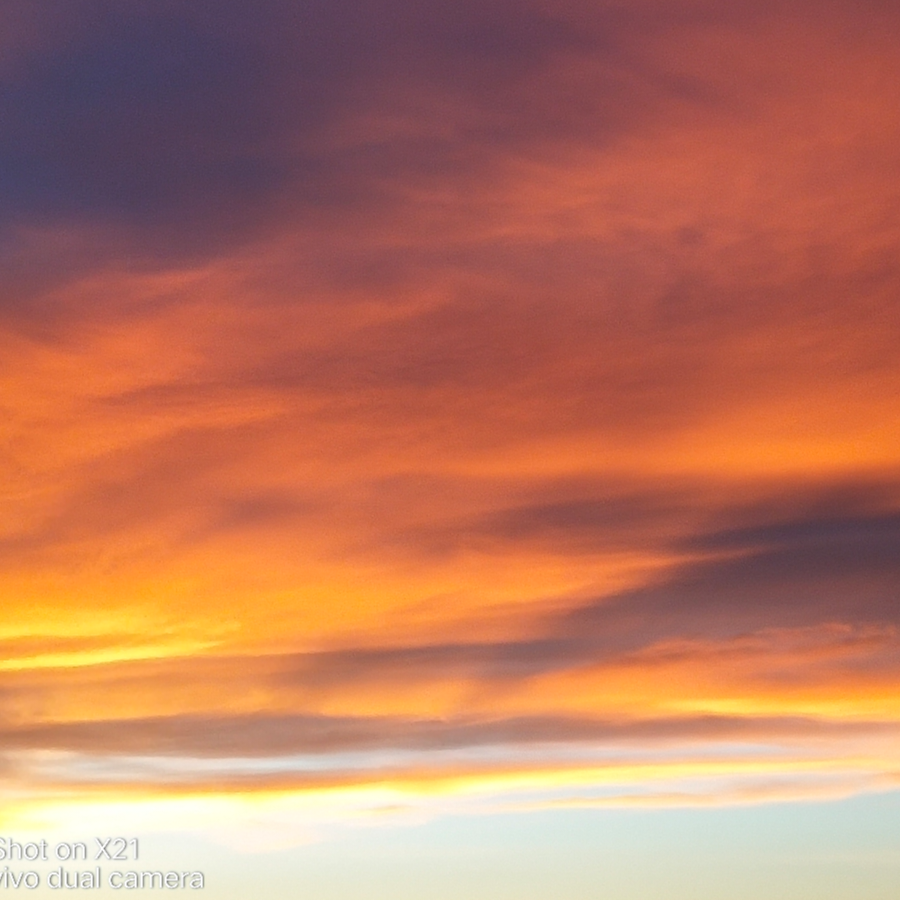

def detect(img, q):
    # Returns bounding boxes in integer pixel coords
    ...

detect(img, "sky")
[1,0,899,896]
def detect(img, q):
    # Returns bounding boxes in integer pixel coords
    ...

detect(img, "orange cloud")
[0,0,898,840]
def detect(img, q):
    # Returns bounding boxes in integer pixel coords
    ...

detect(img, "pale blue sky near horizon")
[15,790,900,899]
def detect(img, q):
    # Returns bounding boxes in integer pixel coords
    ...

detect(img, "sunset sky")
[1,0,899,896]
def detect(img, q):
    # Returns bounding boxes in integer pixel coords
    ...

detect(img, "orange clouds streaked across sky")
[1,1,900,895]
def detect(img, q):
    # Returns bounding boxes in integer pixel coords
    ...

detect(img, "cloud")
[6,0,893,265]
[1,0,899,827]
[4,710,897,760]
[0,0,624,256]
